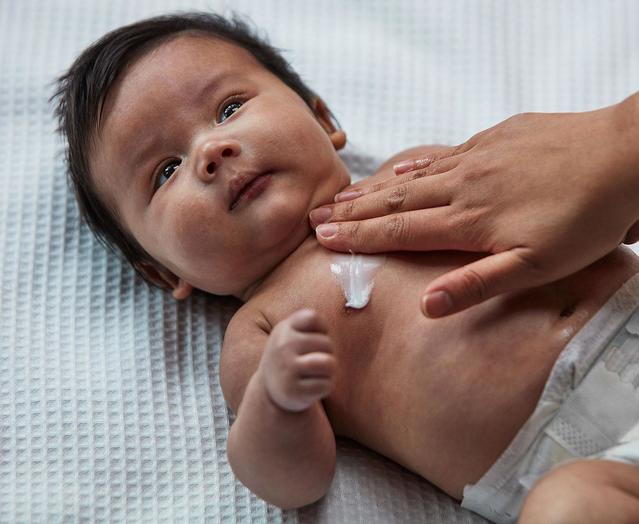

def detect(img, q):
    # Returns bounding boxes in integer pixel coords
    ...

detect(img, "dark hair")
[51,11,317,290]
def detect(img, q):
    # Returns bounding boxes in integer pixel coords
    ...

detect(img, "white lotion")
[330,252,385,309]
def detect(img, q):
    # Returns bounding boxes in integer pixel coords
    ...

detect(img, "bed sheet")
[2,1,639,522]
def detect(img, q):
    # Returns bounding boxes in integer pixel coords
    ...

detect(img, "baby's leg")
[519,459,639,523]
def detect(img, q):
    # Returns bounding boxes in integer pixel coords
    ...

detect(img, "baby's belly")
[323,247,639,499]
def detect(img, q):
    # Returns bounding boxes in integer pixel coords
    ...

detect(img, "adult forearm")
[226,369,336,509]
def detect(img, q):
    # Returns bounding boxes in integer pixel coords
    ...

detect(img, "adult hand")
[309,94,639,318]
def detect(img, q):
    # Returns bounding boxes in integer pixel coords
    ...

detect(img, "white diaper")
[461,273,639,524]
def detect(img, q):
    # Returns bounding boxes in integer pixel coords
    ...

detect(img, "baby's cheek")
[166,196,222,259]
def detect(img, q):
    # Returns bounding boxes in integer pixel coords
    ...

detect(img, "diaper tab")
[545,360,639,456]
[545,312,639,457]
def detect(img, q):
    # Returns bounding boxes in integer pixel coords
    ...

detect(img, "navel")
[559,303,577,318]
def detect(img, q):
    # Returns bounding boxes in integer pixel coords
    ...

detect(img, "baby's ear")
[312,97,347,150]
[135,261,193,300]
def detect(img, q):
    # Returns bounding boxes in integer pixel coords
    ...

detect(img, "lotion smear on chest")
[329,251,386,309]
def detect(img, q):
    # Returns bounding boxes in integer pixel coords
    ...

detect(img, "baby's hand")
[259,309,336,412]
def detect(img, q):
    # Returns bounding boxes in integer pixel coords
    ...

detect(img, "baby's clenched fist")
[259,309,336,412]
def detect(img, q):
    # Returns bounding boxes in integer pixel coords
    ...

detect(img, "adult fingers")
[332,155,460,204]
[392,126,497,176]
[393,145,462,174]
[420,248,546,317]
[334,177,377,196]
[310,174,451,228]
[314,207,474,253]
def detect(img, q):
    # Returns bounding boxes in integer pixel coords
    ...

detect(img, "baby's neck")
[237,233,320,303]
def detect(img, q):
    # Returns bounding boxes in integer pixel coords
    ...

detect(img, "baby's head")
[53,12,349,301]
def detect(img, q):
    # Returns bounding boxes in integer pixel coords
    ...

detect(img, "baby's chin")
[196,229,310,299]
[194,175,350,297]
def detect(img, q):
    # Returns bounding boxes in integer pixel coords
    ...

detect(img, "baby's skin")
[87,31,639,510]
[223,151,639,506]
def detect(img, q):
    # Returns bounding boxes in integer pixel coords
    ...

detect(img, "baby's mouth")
[228,171,273,211]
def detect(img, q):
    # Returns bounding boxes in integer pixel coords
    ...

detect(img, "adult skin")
[309,92,639,318]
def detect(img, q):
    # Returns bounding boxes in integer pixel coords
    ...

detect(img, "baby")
[53,12,639,523]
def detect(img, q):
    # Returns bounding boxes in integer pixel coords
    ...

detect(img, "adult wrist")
[592,92,639,232]
[612,92,639,192]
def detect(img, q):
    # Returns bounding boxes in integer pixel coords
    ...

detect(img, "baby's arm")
[220,308,337,510]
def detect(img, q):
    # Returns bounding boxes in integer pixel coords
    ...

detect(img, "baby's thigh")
[519,459,639,524]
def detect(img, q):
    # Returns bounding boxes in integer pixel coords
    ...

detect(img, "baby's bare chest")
[259,247,571,440]
[259,250,493,421]
[253,244,638,492]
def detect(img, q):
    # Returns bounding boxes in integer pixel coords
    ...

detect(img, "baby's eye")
[218,100,243,123]
[156,159,181,189]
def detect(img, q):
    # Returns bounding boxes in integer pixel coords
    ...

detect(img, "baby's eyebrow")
[126,138,165,197]
[131,135,161,175]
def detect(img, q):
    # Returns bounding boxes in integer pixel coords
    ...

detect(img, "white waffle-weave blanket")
[2,1,639,522]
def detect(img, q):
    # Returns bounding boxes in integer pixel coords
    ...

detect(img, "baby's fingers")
[277,376,334,412]
[296,353,336,378]
[296,377,334,404]
[288,308,329,334]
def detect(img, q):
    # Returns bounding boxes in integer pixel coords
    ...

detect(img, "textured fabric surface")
[2,1,639,522]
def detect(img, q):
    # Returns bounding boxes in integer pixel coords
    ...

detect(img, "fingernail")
[393,160,415,174]
[309,207,332,225]
[316,223,338,239]
[422,290,453,318]
[334,190,361,202]
[414,157,432,169]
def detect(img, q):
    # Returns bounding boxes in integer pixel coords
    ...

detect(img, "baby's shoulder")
[224,302,271,342]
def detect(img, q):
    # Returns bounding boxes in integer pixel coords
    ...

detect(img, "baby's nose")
[195,139,241,181]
